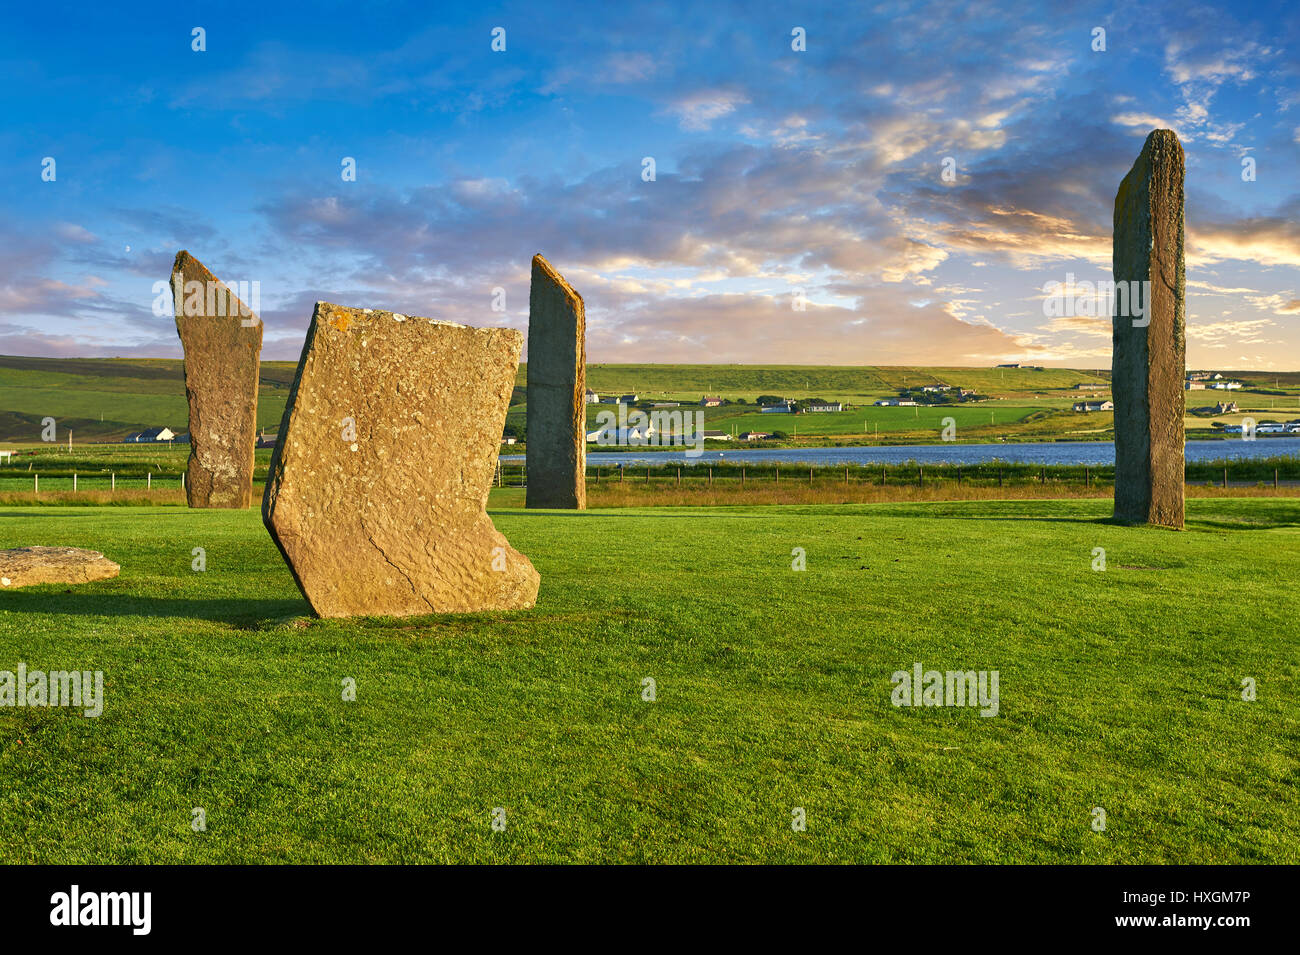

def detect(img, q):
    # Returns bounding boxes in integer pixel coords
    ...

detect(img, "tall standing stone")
[1112,129,1185,528]
[526,254,586,509]
[263,303,539,618]
[172,251,263,508]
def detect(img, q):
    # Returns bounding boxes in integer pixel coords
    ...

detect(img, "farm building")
[124,427,177,443]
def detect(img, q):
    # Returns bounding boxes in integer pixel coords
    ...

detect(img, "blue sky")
[2,0,1298,367]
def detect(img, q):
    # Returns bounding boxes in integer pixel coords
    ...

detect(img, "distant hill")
[0,355,297,442]
[561,363,1112,400]
[1,355,1294,443]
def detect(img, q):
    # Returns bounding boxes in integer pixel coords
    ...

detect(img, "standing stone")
[526,254,586,509]
[172,251,263,508]
[263,303,539,618]
[1112,129,1185,528]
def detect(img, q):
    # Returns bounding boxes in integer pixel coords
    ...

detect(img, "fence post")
[73,473,77,492]
[1085,466,1090,489]
[708,467,713,486]
[918,466,923,488]
[34,474,38,494]
[957,467,962,486]
[676,467,680,486]
[1274,468,1278,489]
[844,466,849,484]
[620,464,624,484]
[147,472,151,490]
[809,466,813,484]
[741,466,745,487]
[111,472,116,492]
[881,466,886,486]
[1223,467,1228,489]
[646,466,650,485]
[998,467,1003,487]
[775,466,779,484]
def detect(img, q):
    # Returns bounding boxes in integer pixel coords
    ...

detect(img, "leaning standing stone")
[1112,129,1186,528]
[263,303,539,618]
[172,251,263,508]
[526,254,587,509]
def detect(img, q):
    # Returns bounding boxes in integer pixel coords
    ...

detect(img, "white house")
[125,427,177,443]
[805,401,843,412]
[586,423,657,444]
[760,403,796,413]
[874,398,917,407]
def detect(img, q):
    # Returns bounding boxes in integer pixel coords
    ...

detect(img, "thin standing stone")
[172,251,263,508]
[1111,130,1186,527]
[526,254,586,509]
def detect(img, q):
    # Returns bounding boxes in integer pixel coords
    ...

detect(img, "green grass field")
[2,498,1297,863]
[5,355,1298,445]
[702,405,1043,436]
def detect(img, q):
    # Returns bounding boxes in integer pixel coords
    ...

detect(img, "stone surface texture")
[1112,129,1186,528]
[525,254,586,509]
[263,302,539,618]
[0,547,120,589]
[172,250,263,508]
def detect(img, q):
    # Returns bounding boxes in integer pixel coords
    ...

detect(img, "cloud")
[1190,207,1300,268]
[1188,317,1274,346]
[3,0,1298,368]
[665,89,749,130]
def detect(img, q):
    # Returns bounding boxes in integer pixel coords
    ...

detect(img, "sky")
[2,0,1298,368]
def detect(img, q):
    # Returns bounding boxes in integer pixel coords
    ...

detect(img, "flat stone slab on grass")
[263,302,539,618]
[0,547,120,589]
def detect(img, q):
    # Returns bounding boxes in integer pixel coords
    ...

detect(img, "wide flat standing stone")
[263,303,539,618]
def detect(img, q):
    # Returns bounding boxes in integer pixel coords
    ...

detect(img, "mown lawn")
[1,498,1297,863]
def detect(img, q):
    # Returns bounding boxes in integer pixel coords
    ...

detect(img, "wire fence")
[492,458,1299,490]
[1,456,1294,496]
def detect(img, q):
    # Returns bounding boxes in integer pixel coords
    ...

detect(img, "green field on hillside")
[574,363,1109,403]
[1,499,1297,863]
[3,355,1297,445]
[697,406,1041,436]
[0,356,294,441]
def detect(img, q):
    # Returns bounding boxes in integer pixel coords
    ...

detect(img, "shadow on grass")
[0,590,308,626]
[490,508,785,520]
[1189,517,1300,531]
